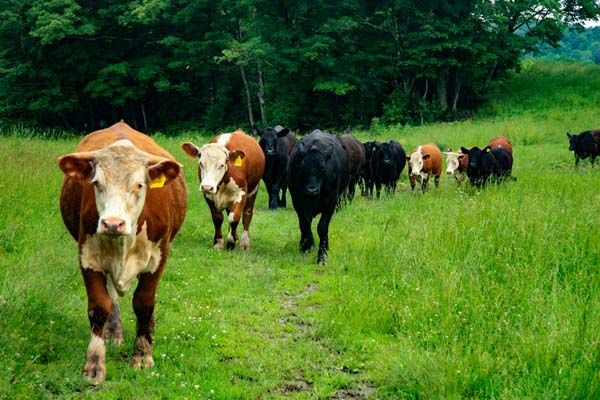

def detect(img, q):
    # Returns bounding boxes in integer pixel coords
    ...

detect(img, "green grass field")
[1,62,599,399]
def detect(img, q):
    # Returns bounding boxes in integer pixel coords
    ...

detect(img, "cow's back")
[421,144,442,175]
[488,136,513,154]
[213,130,265,189]
[60,122,187,243]
[338,135,364,177]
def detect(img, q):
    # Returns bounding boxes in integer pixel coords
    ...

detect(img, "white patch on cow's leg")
[213,238,224,250]
[132,336,154,369]
[227,230,235,246]
[103,279,124,344]
[240,230,250,250]
[228,211,235,223]
[83,334,106,385]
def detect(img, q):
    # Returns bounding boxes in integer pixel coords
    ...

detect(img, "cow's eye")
[220,164,225,169]
[91,180,101,189]
[137,183,144,190]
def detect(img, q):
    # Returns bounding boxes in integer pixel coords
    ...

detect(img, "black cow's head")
[363,141,380,162]
[297,142,333,196]
[462,146,493,186]
[377,142,395,166]
[567,132,578,151]
[256,126,290,157]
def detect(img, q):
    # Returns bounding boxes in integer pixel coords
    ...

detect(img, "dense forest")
[535,26,600,63]
[0,1,599,132]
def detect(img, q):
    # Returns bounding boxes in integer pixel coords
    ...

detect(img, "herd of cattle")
[56,121,599,384]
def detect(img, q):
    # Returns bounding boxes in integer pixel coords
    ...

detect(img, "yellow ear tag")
[486,148,491,153]
[234,156,243,167]
[150,174,166,189]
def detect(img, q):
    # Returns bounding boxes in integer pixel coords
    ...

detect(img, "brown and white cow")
[57,121,187,384]
[443,147,468,185]
[488,135,513,153]
[407,144,442,192]
[182,129,265,250]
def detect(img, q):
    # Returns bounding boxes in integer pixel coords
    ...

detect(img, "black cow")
[567,130,600,167]
[461,146,513,187]
[288,130,349,265]
[337,134,365,202]
[371,140,406,198]
[256,125,298,210]
[360,141,380,198]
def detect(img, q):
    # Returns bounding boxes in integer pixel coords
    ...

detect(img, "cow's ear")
[276,128,290,138]
[181,142,201,158]
[229,150,246,166]
[148,160,180,186]
[422,154,431,160]
[297,141,305,152]
[567,132,572,138]
[484,146,492,153]
[58,152,96,180]
[446,147,453,152]
[460,147,469,154]
[406,156,410,161]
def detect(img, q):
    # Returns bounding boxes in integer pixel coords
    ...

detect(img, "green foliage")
[534,26,600,63]
[0,1,599,131]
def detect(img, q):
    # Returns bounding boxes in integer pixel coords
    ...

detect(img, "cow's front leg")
[81,268,111,385]
[298,211,314,253]
[575,155,580,167]
[421,176,429,192]
[240,192,257,250]
[434,174,440,188]
[205,197,224,249]
[132,265,164,370]
[226,198,246,250]
[103,279,123,344]
[316,205,335,265]
[269,184,280,210]
[375,182,382,199]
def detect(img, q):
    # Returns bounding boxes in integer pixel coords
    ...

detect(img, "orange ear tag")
[234,156,243,167]
[150,174,166,189]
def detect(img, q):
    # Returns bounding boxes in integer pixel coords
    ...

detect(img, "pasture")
[1,64,600,399]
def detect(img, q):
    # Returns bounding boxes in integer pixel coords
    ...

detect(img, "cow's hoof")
[317,258,326,266]
[83,358,106,385]
[226,240,236,250]
[132,354,155,370]
[132,336,154,369]
[239,233,250,250]
[300,244,314,253]
[213,239,224,250]
[103,329,124,345]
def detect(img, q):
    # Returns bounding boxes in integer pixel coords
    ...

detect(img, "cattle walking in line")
[255,125,297,210]
[182,130,265,250]
[567,130,600,167]
[407,144,442,192]
[461,145,513,187]
[371,140,406,198]
[288,130,349,265]
[360,140,380,197]
[443,148,468,185]
[336,134,365,202]
[57,121,188,384]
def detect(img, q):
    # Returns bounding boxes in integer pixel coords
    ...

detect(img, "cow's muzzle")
[201,184,216,194]
[99,217,127,235]
[304,186,320,196]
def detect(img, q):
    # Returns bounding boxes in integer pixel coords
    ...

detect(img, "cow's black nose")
[305,187,320,196]
[266,149,275,155]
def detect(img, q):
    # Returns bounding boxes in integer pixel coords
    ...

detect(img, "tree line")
[535,26,600,63]
[0,0,598,132]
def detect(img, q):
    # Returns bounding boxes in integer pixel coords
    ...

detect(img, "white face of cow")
[58,140,180,236]
[197,144,229,194]
[408,147,430,177]
[445,153,460,175]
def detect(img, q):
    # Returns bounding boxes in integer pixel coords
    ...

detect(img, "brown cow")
[57,121,187,384]
[182,129,265,250]
[488,135,513,153]
[407,144,442,192]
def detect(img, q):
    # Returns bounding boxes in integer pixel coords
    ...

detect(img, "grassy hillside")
[0,62,599,399]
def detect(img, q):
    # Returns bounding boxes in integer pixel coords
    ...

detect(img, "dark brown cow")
[337,134,365,201]
[57,121,187,384]
[182,129,265,250]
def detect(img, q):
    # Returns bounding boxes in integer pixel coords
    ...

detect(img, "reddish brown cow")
[57,121,187,384]
[182,130,265,250]
[488,135,513,153]
[407,144,442,192]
